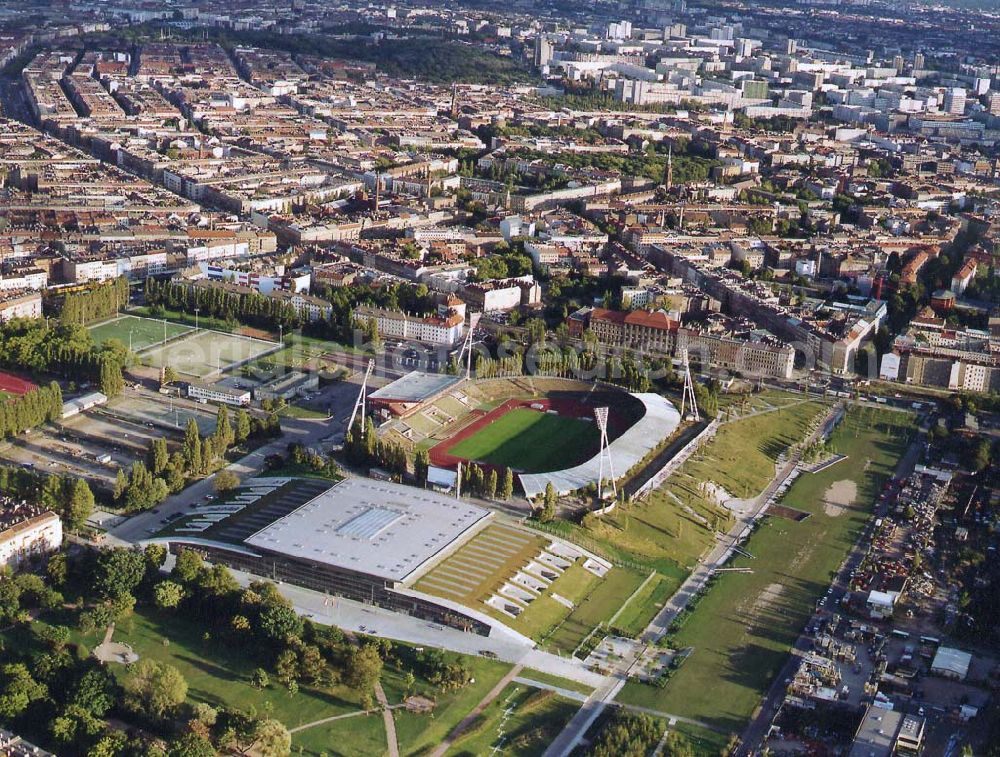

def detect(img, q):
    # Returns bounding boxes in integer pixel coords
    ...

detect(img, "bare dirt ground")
[822,479,858,517]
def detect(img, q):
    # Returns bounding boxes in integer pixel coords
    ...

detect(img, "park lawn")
[446,683,579,757]
[610,573,677,638]
[390,657,513,757]
[617,407,913,735]
[446,408,599,473]
[89,314,192,352]
[543,567,646,653]
[292,712,388,757]
[72,608,362,730]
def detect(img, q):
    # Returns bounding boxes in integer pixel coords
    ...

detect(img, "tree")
[255,719,291,757]
[0,663,46,719]
[258,604,303,643]
[215,404,234,449]
[345,644,383,698]
[501,468,514,500]
[65,478,95,530]
[167,733,216,757]
[235,409,251,443]
[274,649,299,687]
[414,448,430,485]
[153,580,185,610]
[172,548,204,584]
[93,548,146,601]
[214,470,240,493]
[67,666,117,717]
[148,438,169,476]
[539,481,557,522]
[113,468,128,501]
[251,668,270,689]
[123,659,188,720]
[183,418,202,471]
[162,366,179,386]
[486,469,498,499]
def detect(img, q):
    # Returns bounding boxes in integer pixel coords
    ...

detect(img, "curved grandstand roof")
[518,393,680,498]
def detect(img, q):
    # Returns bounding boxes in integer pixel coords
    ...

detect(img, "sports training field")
[141,329,280,378]
[89,314,193,352]
[88,315,280,378]
[445,407,599,473]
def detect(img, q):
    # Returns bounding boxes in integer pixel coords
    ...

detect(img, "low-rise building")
[186,381,252,407]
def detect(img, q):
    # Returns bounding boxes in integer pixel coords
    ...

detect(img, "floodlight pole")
[347,358,375,437]
[595,406,616,502]
[679,348,700,422]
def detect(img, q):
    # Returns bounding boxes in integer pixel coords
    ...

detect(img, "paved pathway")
[428,664,524,757]
[375,681,400,757]
[288,708,375,734]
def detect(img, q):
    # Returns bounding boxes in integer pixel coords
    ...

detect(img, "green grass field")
[446,683,579,757]
[618,407,913,735]
[292,713,388,757]
[542,567,645,653]
[609,573,677,638]
[89,314,193,352]
[446,408,599,473]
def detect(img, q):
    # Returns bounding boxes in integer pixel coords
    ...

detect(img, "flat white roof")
[931,646,972,678]
[244,478,492,583]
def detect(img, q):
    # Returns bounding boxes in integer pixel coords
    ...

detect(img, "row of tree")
[58,277,129,326]
[0,381,62,439]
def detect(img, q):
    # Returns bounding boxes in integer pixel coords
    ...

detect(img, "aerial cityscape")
[0,0,997,755]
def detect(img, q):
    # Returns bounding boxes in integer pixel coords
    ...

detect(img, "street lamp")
[194,307,200,331]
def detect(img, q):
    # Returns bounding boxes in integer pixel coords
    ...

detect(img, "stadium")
[372,374,681,498]
[145,476,613,641]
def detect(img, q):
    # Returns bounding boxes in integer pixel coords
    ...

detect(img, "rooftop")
[244,477,491,583]
[369,371,464,404]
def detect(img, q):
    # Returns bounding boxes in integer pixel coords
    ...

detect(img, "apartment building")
[0,292,43,321]
[353,305,465,347]
[587,307,679,354]
[0,511,62,570]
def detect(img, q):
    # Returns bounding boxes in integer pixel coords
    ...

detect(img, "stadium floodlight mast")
[595,406,617,502]
[679,348,700,422]
[347,358,376,437]
[458,312,482,380]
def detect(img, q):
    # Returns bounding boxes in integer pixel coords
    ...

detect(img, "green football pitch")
[446,408,599,473]
[89,315,193,352]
